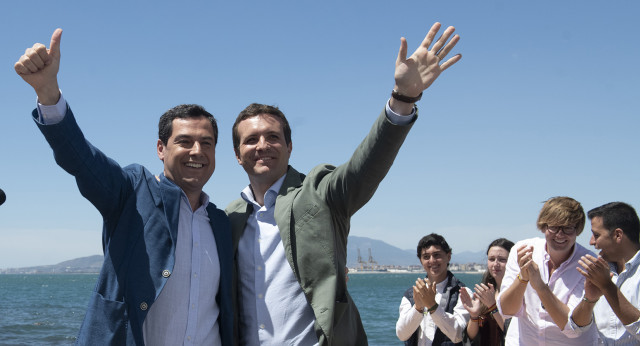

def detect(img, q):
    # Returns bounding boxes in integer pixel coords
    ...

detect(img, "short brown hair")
[536,196,586,235]
[232,103,291,151]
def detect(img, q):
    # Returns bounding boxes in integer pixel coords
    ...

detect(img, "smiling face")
[544,223,578,256]
[487,246,509,284]
[589,216,617,262]
[234,114,292,189]
[157,116,216,198]
[419,245,451,283]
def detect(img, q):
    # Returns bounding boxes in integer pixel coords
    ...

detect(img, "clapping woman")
[460,238,514,345]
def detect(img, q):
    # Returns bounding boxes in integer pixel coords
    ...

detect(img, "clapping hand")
[577,254,613,294]
[474,283,497,308]
[460,288,482,318]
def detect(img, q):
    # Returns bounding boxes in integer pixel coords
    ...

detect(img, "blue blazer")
[35,107,234,345]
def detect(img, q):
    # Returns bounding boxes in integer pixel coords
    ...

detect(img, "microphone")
[0,188,5,206]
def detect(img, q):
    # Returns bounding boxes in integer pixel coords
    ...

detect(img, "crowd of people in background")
[397,197,640,345]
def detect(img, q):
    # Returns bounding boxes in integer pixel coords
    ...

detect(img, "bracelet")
[471,315,486,327]
[517,273,529,284]
[391,89,423,103]
[582,296,599,304]
[424,303,439,314]
[485,303,498,315]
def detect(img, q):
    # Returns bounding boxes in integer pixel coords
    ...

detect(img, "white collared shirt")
[570,249,640,345]
[498,237,598,345]
[396,278,471,345]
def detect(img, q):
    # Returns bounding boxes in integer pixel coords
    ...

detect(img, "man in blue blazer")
[226,22,462,345]
[15,29,234,345]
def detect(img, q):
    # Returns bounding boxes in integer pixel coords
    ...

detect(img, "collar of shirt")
[161,173,211,211]
[240,174,286,208]
[612,249,640,282]
[542,241,579,270]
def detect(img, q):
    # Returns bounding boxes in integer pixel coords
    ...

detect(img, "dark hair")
[482,238,515,289]
[416,233,452,258]
[158,104,218,145]
[588,202,640,246]
[232,103,291,151]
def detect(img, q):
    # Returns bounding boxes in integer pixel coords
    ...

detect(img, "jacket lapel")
[274,166,304,277]
[158,174,181,245]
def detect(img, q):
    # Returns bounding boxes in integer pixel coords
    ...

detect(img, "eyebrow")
[174,134,215,141]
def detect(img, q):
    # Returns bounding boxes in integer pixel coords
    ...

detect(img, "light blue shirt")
[37,94,222,345]
[237,175,318,346]
[143,191,221,346]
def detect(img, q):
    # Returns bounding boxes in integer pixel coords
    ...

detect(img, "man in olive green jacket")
[226,22,462,345]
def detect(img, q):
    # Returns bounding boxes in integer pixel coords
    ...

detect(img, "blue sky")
[1,1,639,268]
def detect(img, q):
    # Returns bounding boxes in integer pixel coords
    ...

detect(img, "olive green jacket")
[226,108,416,345]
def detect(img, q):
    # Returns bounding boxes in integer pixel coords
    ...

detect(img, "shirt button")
[258,293,263,299]
[259,324,265,329]
[257,266,263,271]
[162,269,171,278]
[140,302,148,311]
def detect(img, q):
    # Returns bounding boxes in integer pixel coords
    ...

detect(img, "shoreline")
[347,270,483,275]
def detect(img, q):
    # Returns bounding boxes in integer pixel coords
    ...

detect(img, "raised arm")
[14,28,131,218]
[14,28,62,105]
[390,22,461,115]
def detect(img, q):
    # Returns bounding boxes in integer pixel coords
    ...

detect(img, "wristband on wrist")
[582,296,599,304]
[470,316,480,322]
[424,303,439,314]
[485,303,498,315]
[517,273,529,284]
[391,89,423,103]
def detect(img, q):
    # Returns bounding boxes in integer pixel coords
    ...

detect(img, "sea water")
[0,272,482,345]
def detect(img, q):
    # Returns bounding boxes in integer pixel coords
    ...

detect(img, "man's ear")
[613,228,624,243]
[157,139,165,161]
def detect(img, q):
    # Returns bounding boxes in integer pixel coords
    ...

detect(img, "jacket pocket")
[76,291,128,345]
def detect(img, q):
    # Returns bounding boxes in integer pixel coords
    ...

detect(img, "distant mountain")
[347,236,416,266]
[1,255,103,274]
[347,236,485,266]
[1,236,486,274]
[453,250,486,264]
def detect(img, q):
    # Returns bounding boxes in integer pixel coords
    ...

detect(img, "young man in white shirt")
[396,233,471,345]
[570,202,640,345]
[498,196,598,345]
